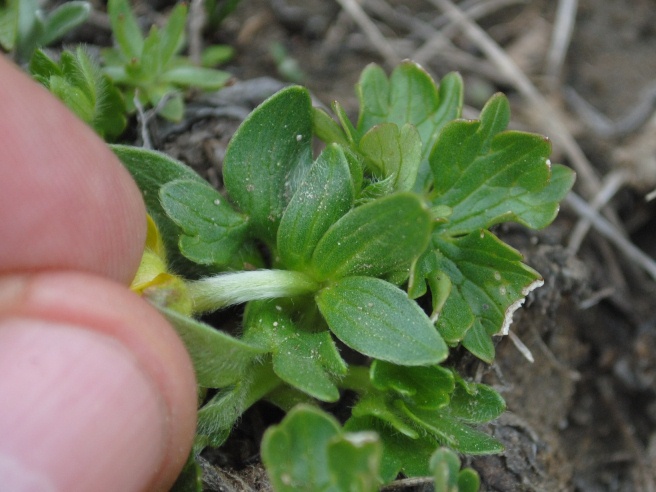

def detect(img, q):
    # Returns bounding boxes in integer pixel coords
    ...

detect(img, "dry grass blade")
[567,170,628,254]
[546,0,578,89]
[565,192,656,282]
[334,0,402,66]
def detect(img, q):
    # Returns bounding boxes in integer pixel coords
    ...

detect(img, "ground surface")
[62,0,656,490]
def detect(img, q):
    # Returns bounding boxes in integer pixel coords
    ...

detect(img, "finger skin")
[0,54,145,283]
[0,53,198,491]
[0,272,197,491]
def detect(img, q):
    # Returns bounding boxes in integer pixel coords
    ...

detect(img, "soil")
[55,0,656,490]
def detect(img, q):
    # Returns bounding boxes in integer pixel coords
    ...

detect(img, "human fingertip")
[0,318,171,492]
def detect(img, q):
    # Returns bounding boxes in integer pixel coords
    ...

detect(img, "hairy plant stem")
[187,269,320,313]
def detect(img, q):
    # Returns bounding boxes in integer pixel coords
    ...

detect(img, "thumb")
[0,272,197,492]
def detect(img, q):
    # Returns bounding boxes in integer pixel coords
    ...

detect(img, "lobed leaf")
[316,276,448,366]
[355,61,463,189]
[160,179,248,268]
[310,193,432,281]
[446,375,506,424]
[327,433,382,492]
[244,301,347,402]
[370,361,454,410]
[430,447,481,492]
[400,401,504,454]
[262,405,381,492]
[223,86,313,244]
[111,145,211,272]
[432,230,543,362]
[345,416,438,483]
[277,144,354,271]
[430,93,574,234]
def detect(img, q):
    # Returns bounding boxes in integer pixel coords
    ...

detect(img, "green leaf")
[161,65,232,90]
[430,447,480,492]
[400,402,504,454]
[29,47,61,82]
[370,361,454,410]
[355,62,463,189]
[40,1,90,46]
[31,47,126,139]
[108,0,144,60]
[432,230,543,362]
[111,145,209,270]
[160,307,267,388]
[201,44,234,67]
[345,416,438,483]
[262,405,341,491]
[140,25,162,79]
[0,0,18,51]
[157,91,185,121]
[351,391,418,439]
[359,123,421,192]
[447,375,505,424]
[316,276,448,365]
[430,448,461,492]
[430,94,573,234]
[262,405,381,492]
[244,301,346,402]
[196,362,281,449]
[310,193,432,281]
[278,144,354,271]
[223,86,313,244]
[312,107,349,147]
[327,433,382,492]
[158,3,186,66]
[160,179,249,267]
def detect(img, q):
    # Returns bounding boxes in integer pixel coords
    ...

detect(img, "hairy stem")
[187,269,320,313]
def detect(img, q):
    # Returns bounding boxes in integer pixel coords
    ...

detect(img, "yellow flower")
[131,215,192,316]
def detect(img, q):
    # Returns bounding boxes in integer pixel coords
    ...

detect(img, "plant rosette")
[117,61,574,491]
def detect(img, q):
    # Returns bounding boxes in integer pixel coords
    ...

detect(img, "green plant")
[0,0,90,61]
[114,61,574,490]
[29,46,127,140]
[431,447,480,492]
[102,0,231,121]
[262,405,382,492]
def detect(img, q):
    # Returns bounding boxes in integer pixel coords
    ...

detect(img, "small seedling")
[262,405,382,492]
[0,0,90,61]
[30,47,127,140]
[114,61,574,490]
[102,0,231,121]
[431,447,480,492]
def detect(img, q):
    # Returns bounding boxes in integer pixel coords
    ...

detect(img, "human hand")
[0,55,197,491]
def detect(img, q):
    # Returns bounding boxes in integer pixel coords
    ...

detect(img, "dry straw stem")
[565,192,656,282]
[545,0,578,88]
[334,0,402,66]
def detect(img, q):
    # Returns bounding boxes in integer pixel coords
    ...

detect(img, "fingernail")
[0,319,169,492]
